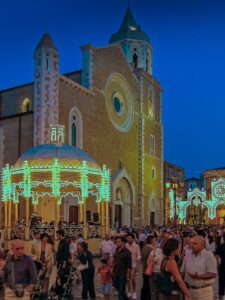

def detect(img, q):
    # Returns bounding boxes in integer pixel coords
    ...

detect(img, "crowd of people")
[0,224,224,299]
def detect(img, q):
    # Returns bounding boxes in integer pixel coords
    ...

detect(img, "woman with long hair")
[158,238,192,300]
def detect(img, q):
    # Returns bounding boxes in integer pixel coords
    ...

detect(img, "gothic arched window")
[21,98,31,112]
[71,123,76,146]
[69,107,83,148]
[133,53,138,68]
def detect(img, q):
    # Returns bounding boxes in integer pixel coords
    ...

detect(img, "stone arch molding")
[112,167,135,204]
[112,167,135,226]
[69,106,83,148]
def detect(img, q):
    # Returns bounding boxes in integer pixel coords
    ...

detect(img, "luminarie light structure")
[1,125,110,239]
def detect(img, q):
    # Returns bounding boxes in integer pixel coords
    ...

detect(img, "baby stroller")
[30,262,47,300]
[48,262,80,300]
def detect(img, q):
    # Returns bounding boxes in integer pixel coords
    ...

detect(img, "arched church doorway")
[69,206,78,224]
[115,204,122,226]
[114,177,133,227]
[216,205,225,224]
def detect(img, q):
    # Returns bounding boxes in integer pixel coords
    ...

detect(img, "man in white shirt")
[69,236,78,262]
[181,235,217,300]
[125,233,141,300]
[99,234,114,262]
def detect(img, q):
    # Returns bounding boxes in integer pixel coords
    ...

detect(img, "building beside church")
[0,7,164,227]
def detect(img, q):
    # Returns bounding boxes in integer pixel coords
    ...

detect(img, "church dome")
[15,125,99,168]
[16,143,96,165]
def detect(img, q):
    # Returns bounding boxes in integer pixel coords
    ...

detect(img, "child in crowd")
[97,257,112,300]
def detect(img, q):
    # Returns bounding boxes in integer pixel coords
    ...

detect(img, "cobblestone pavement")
[49,258,221,300]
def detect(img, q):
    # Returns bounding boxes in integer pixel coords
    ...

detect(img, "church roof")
[35,33,57,51]
[109,7,150,44]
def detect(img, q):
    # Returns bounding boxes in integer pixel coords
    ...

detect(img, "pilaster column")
[33,204,37,213]
[15,202,18,224]
[79,203,83,223]
[25,197,30,240]
[54,197,60,240]
[4,202,8,239]
[7,200,12,239]
[105,201,109,234]
[97,202,101,224]
[55,197,60,224]
[83,198,87,239]
[101,201,105,237]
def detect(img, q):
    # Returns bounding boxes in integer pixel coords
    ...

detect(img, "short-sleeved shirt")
[180,249,217,287]
[69,242,77,254]
[125,242,141,268]
[100,240,115,256]
[113,247,132,276]
[150,247,164,273]
[141,245,153,273]
[4,255,38,288]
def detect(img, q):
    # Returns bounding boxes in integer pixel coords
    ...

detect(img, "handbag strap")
[160,256,170,273]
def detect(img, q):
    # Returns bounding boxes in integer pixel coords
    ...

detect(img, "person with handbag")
[4,239,38,300]
[158,238,192,300]
[77,242,96,300]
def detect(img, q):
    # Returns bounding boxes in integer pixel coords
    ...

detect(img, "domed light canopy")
[2,125,110,239]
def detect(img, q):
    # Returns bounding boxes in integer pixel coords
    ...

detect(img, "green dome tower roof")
[109,7,153,74]
[109,7,150,44]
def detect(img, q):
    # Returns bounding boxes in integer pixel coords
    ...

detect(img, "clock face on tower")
[105,73,134,132]
[213,182,225,198]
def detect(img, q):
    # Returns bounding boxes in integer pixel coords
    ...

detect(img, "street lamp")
[166,177,185,225]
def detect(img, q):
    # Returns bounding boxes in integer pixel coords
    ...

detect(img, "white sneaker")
[132,292,137,299]
[127,292,133,298]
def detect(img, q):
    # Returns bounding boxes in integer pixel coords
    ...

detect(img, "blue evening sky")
[0,0,225,178]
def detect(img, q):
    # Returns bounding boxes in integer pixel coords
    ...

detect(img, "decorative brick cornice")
[59,75,95,97]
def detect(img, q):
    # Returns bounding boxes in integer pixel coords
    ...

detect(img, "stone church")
[0,7,163,227]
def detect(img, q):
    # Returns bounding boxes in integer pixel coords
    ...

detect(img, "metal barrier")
[10,224,104,240]
[87,225,102,239]
[30,225,55,239]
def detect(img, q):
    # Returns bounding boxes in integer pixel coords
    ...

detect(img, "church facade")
[0,8,164,227]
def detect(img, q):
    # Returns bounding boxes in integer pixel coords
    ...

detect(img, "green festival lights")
[168,178,225,222]
[1,159,110,205]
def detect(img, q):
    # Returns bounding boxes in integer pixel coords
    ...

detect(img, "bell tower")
[33,33,59,145]
[109,7,153,75]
